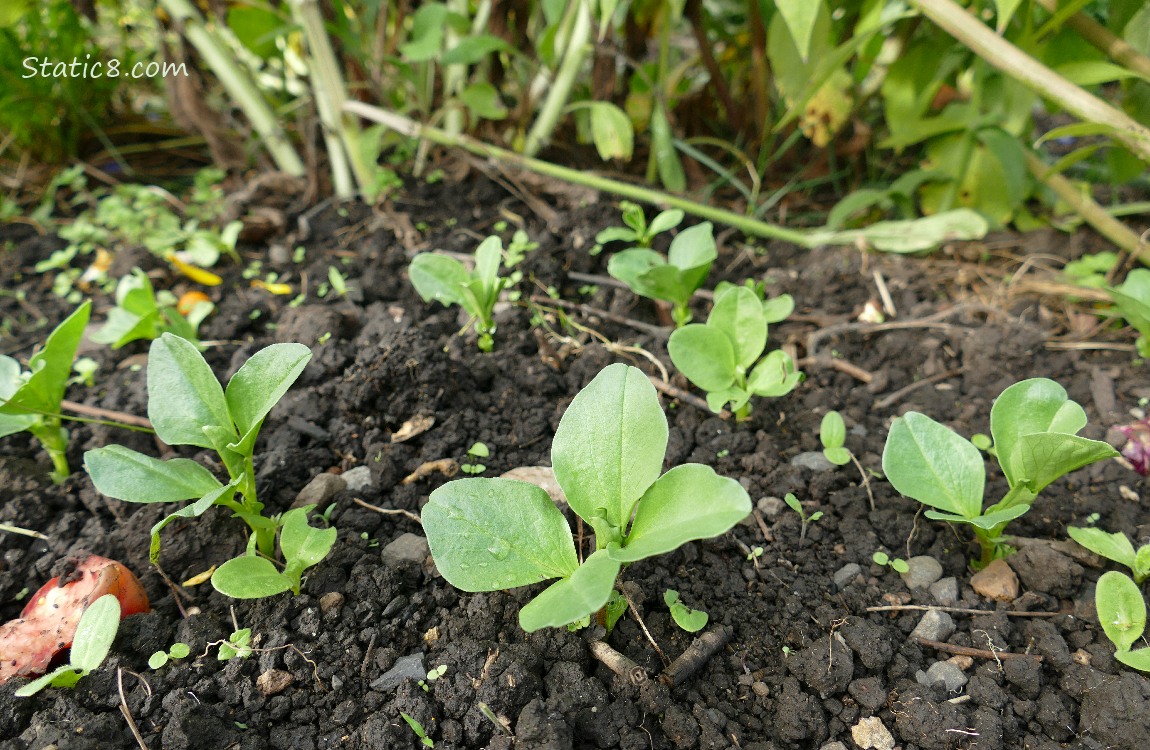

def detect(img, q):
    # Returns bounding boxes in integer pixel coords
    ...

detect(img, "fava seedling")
[592,201,683,255]
[91,268,212,349]
[784,493,822,542]
[1095,571,1150,672]
[15,594,120,697]
[409,235,510,351]
[872,550,909,574]
[85,334,337,599]
[1068,526,1150,584]
[882,379,1118,566]
[421,363,751,632]
[668,284,802,418]
[608,222,716,326]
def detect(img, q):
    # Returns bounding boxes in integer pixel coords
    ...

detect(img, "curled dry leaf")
[0,554,150,684]
[391,415,435,444]
[400,458,458,485]
[499,466,567,507]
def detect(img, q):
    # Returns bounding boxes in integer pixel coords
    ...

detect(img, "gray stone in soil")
[910,610,955,642]
[1007,543,1083,599]
[757,496,786,519]
[381,533,430,568]
[900,556,944,590]
[833,563,862,590]
[341,465,373,492]
[790,451,836,472]
[370,653,425,692]
[293,473,346,508]
[929,576,958,604]
[820,743,848,750]
[915,661,968,692]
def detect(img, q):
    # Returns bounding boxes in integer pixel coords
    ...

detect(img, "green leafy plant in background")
[15,594,120,697]
[664,589,708,633]
[421,363,751,632]
[668,284,802,418]
[1068,525,1150,584]
[1095,570,1150,672]
[0,302,91,482]
[1107,269,1150,358]
[784,492,823,543]
[592,202,683,255]
[608,222,716,326]
[148,642,191,670]
[409,235,511,352]
[91,269,213,349]
[84,334,337,599]
[882,378,1118,567]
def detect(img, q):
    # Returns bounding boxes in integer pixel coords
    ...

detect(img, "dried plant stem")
[588,640,648,685]
[915,636,1043,662]
[1033,0,1150,80]
[352,497,423,525]
[660,625,732,687]
[647,376,731,419]
[621,590,670,668]
[60,400,152,429]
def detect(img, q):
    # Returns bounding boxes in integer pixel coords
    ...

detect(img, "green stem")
[523,0,593,156]
[442,0,470,138]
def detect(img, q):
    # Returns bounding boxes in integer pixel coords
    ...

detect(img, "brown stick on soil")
[528,294,669,338]
[914,636,1043,662]
[588,640,648,686]
[352,497,423,525]
[660,625,733,687]
[59,400,153,429]
[874,368,965,410]
[797,355,874,384]
[647,376,731,419]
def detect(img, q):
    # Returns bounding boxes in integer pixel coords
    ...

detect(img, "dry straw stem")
[1033,0,1150,80]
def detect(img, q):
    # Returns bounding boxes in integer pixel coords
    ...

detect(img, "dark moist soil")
[1,175,1149,750]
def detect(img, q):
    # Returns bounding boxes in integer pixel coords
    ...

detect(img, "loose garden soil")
[1,175,1148,749]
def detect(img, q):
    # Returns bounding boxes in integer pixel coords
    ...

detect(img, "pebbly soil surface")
[1,175,1149,749]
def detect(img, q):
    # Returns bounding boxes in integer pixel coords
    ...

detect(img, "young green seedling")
[401,712,435,748]
[668,284,802,418]
[15,594,120,697]
[419,664,447,692]
[608,222,716,326]
[784,493,822,542]
[664,589,708,633]
[713,278,795,324]
[461,442,489,475]
[872,550,910,574]
[1107,268,1150,358]
[218,628,253,661]
[84,334,337,599]
[592,201,683,255]
[1068,526,1150,584]
[409,235,510,351]
[148,642,191,670]
[1095,571,1150,672]
[91,268,212,349]
[421,363,751,632]
[820,411,876,511]
[882,378,1118,567]
[0,301,91,482]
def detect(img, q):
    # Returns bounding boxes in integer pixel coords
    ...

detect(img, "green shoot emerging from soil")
[15,594,120,697]
[421,363,751,632]
[664,589,708,632]
[1068,526,1150,584]
[409,235,510,351]
[872,550,909,574]
[592,201,683,255]
[148,642,191,670]
[1095,571,1150,672]
[607,222,716,326]
[668,284,801,418]
[91,268,213,349]
[84,334,336,599]
[0,301,90,482]
[784,493,822,542]
[882,378,1117,567]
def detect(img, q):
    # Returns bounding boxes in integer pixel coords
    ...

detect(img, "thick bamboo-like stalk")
[157,0,304,176]
[523,0,594,156]
[1034,0,1150,80]
[911,0,1150,162]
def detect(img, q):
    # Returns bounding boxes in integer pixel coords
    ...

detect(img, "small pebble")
[900,556,943,590]
[257,669,294,696]
[948,655,974,671]
[757,496,785,519]
[851,716,895,750]
[833,563,862,590]
[294,473,346,508]
[319,592,345,613]
[970,559,1019,601]
[916,660,968,692]
[929,577,959,604]
[790,451,836,472]
[371,653,425,692]
[381,533,430,568]
[341,466,373,493]
[751,681,769,697]
[910,610,955,642]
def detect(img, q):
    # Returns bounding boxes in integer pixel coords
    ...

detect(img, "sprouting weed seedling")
[400,712,434,748]
[504,229,538,267]
[84,334,337,599]
[747,546,764,563]
[327,267,348,297]
[409,235,511,351]
[882,378,1117,567]
[148,642,192,670]
[91,268,213,350]
[668,284,802,417]
[819,411,876,511]
[15,594,120,697]
[419,664,447,692]
[461,442,489,474]
[784,493,823,542]
[218,628,253,661]
[591,201,683,255]
[664,589,708,633]
[422,363,751,632]
[1068,526,1150,584]
[608,222,716,326]
[872,550,910,574]
[1095,571,1150,672]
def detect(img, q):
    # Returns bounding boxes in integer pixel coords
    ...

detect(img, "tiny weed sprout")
[327,266,348,297]
[607,222,716,326]
[820,411,850,466]
[461,442,489,475]
[872,551,910,574]
[1095,571,1150,672]
[0,301,91,482]
[419,664,447,692]
[747,546,764,563]
[400,712,434,748]
[664,589,708,633]
[1107,269,1150,358]
[592,201,683,255]
[882,378,1118,567]
[15,594,120,697]
[1068,526,1150,584]
[91,268,213,349]
[667,284,802,417]
[784,493,822,542]
[148,642,191,670]
[421,363,751,632]
[84,334,337,599]
[409,235,510,351]
[218,628,253,661]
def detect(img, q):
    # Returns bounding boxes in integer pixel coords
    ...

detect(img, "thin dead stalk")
[874,368,965,410]
[914,636,1043,662]
[352,497,422,525]
[660,625,733,687]
[647,376,731,419]
[588,640,648,686]
[117,668,151,750]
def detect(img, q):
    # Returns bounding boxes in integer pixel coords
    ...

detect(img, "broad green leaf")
[1034,121,1121,148]
[409,253,469,307]
[667,325,737,393]
[747,350,802,397]
[552,364,668,531]
[821,412,846,450]
[149,482,237,563]
[1010,433,1118,493]
[91,307,160,349]
[882,412,985,519]
[459,82,508,120]
[211,556,292,599]
[994,0,1024,32]
[279,507,338,567]
[649,105,685,192]
[824,446,851,466]
[990,378,1087,488]
[473,235,503,300]
[708,286,766,370]
[400,3,449,61]
[775,0,823,61]
[595,226,638,245]
[227,5,285,58]
[421,478,578,592]
[949,504,1029,530]
[225,343,312,438]
[69,594,120,673]
[635,264,691,307]
[762,294,795,324]
[610,464,750,562]
[1136,547,1150,582]
[0,413,37,439]
[1096,571,1147,653]
[2,302,90,416]
[667,223,716,279]
[1055,61,1145,86]
[441,34,512,65]
[1068,526,1138,570]
[707,387,746,414]
[806,209,989,253]
[85,445,223,503]
[665,589,708,632]
[1109,269,1150,336]
[587,101,634,161]
[147,334,231,448]
[647,209,683,236]
[1116,648,1150,671]
[607,248,664,297]
[518,549,620,632]
[14,665,82,697]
